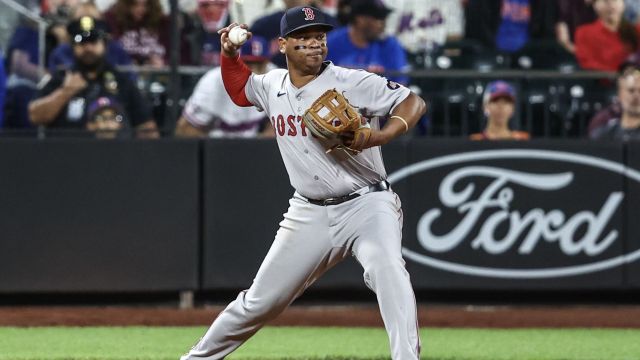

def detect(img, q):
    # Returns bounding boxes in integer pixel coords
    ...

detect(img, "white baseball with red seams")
[228,26,248,46]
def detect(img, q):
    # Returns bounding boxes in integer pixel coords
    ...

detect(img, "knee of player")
[361,260,410,291]
[361,257,408,280]
[356,247,406,270]
[241,293,289,320]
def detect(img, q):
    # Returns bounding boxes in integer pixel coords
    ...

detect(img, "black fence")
[1,138,639,294]
[0,67,617,139]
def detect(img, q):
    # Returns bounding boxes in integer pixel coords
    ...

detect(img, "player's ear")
[278,37,286,54]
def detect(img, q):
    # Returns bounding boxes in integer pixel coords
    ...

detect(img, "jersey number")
[272,115,308,137]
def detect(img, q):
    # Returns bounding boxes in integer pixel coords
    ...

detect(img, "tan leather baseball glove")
[302,89,371,153]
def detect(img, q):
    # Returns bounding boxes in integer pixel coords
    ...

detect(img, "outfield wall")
[1,139,638,293]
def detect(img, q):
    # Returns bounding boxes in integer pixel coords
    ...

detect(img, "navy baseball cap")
[240,35,269,62]
[280,6,334,38]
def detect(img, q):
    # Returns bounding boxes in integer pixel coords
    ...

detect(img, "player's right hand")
[62,71,88,94]
[218,23,252,58]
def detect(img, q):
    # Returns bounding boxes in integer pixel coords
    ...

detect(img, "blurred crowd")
[0,0,639,140]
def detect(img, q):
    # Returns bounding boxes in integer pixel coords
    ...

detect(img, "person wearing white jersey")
[175,36,274,138]
[384,0,464,54]
[181,5,426,360]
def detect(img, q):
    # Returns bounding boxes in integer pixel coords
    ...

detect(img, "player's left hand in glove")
[302,89,371,154]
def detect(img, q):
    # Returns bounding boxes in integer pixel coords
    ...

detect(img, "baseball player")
[181,6,426,360]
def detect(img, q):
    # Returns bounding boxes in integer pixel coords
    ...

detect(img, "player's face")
[484,97,515,126]
[619,73,640,117]
[280,27,328,73]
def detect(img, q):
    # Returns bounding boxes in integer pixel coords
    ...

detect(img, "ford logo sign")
[388,149,640,279]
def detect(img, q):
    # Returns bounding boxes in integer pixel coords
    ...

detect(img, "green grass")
[0,326,639,360]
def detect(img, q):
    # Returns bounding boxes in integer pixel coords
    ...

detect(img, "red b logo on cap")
[302,7,315,21]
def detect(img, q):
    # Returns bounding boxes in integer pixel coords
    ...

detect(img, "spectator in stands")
[48,1,134,73]
[589,99,623,136]
[556,0,597,54]
[575,0,640,71]
[103,0,171,66]
[85,96,130,138]
[28,17,158,137]
[185,0,232,66]
[470,81,530,140]
[175,36,274,138]
[587,60,640,136]
[326,0,409,84]
[495,0,533,53]
[1,0,77,129]
[465,0,556,53]
[591,68,640,140]
[3,15,45,129]
[384,0,465,55]
[251,0,337,68]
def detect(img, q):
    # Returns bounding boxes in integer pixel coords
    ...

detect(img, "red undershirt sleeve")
[221,53,253,107]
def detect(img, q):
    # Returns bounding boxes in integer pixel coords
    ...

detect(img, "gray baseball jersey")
[245,62,410,199]
[181,61,420,360]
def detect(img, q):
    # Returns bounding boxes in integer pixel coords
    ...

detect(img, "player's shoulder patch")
[371,73,401,90]
[386,80,400,90]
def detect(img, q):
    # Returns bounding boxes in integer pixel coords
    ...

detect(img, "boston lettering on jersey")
[271,114,308,137]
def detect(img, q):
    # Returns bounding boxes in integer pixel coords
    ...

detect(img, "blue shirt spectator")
[6,25,41,82]
[326,0,408,84]
[327,27,408,84]
[4,24,42,129]
[495,0,531,53]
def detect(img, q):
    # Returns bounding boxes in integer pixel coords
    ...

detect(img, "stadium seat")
[512,40,578,71]
[427,40,512,71]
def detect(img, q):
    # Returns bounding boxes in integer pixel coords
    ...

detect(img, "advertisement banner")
[626,142,640,288]
[393,140,627,289]
[0,140,200,292]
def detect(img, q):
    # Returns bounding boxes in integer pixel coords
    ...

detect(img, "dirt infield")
[1,305,640,328]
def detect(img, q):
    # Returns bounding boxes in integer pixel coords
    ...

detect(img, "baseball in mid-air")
[228,26,248,46]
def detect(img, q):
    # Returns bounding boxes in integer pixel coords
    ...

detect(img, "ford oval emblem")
[388,149,640,279]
